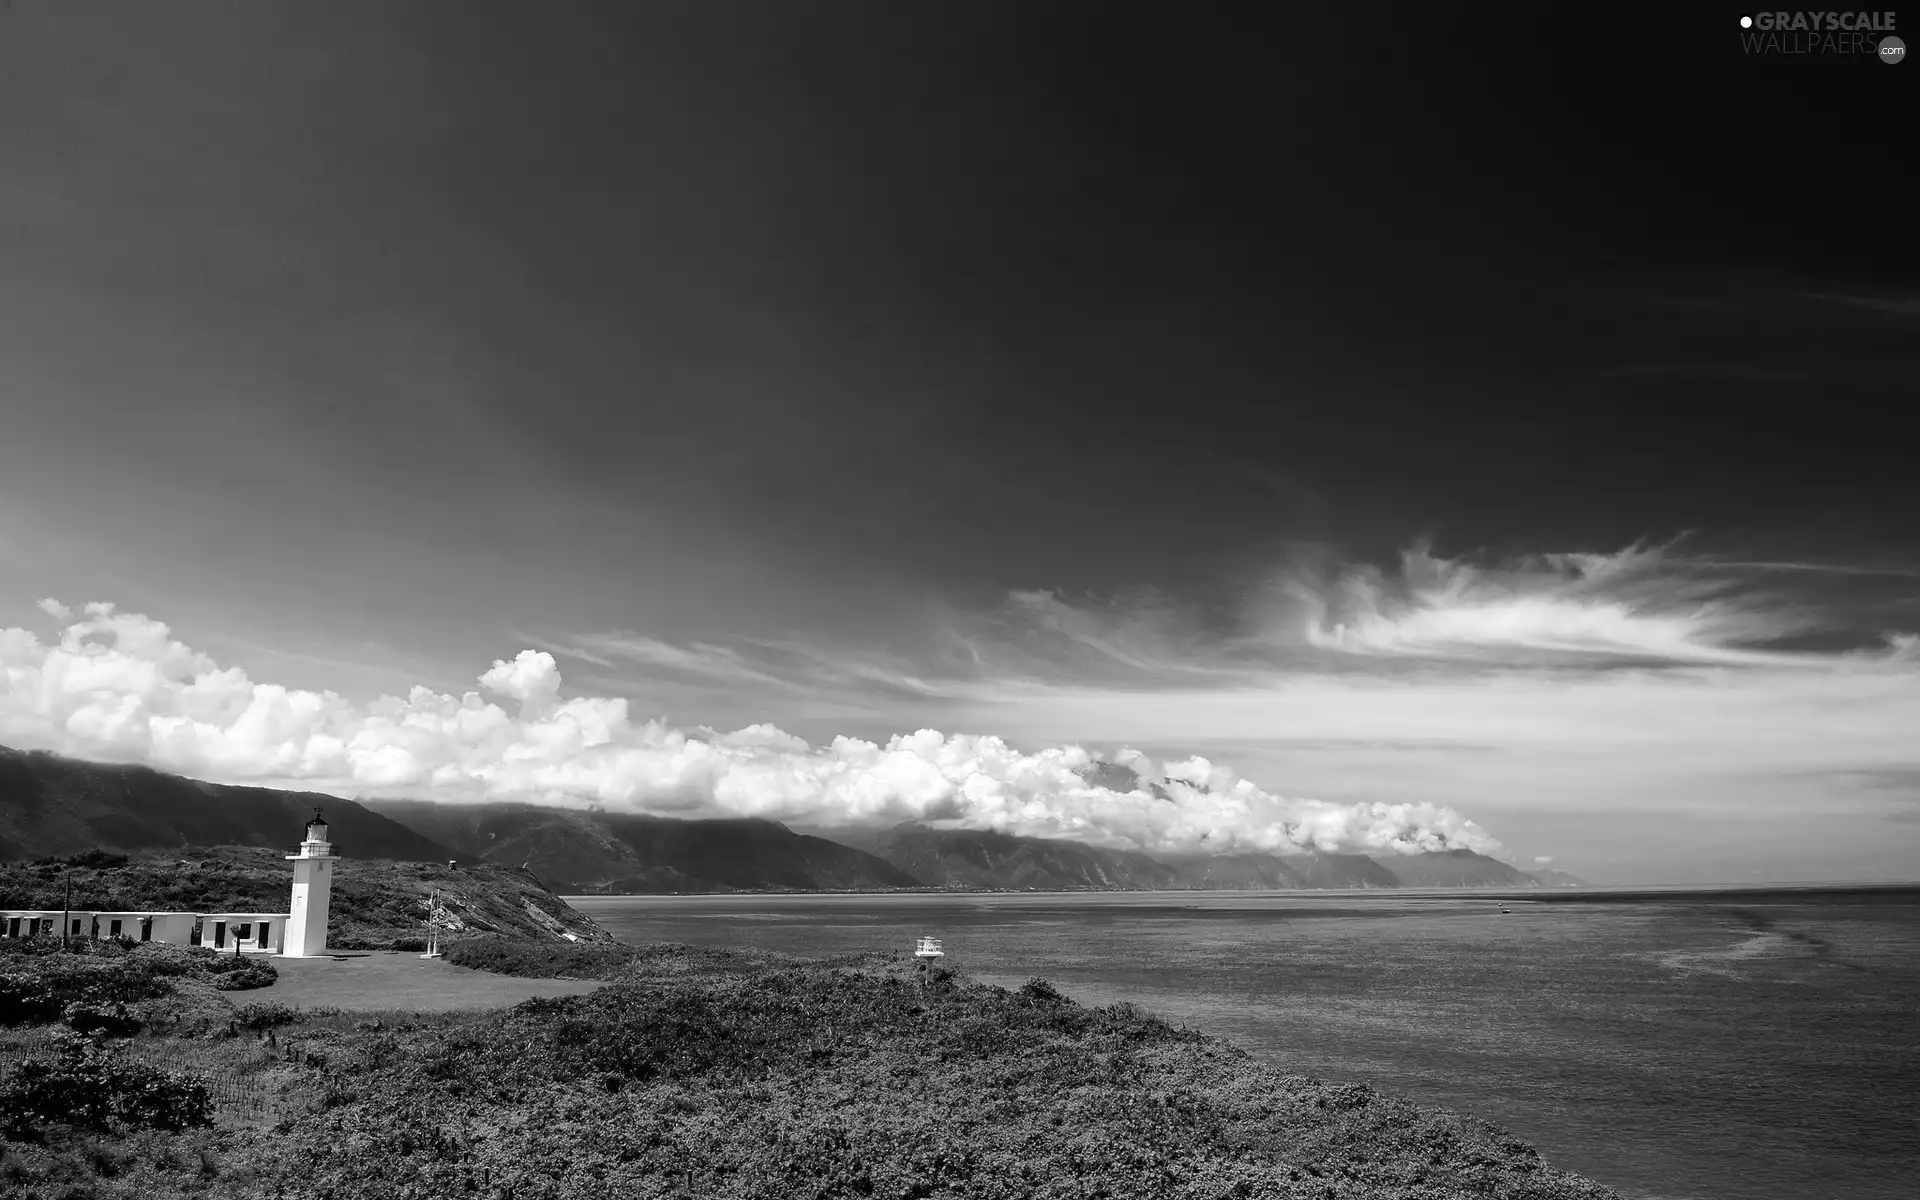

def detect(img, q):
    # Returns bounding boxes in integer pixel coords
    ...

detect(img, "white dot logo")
[1740,15,1753,28]
[1881,36,1906,64]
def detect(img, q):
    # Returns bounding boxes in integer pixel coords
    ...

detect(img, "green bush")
[0,1031,213,1138]
[0,943,285,1026]
[232,1001,300,1031]
[196,951,262,976]
[125,944,206,978]
[62,1001,144,1037]
[29,850,131,870]
[210,963,277,992]
[444,936,635,980]
[0,937,66,961]
[0,957,173,1026]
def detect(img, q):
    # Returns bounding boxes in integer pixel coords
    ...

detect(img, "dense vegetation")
[0,845,614,948]
[1,1030,214,1139]
[0,944,1617,1199]
[442,935,638,980]
[0,939,274,1033]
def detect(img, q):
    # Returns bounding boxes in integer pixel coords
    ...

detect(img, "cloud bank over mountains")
[0,599,1505,859]
[6,543,1914,872]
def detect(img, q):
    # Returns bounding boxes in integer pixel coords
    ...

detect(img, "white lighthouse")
[280,808,339,958]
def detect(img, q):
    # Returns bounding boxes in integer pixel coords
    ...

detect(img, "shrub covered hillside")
[0,847,613,949]
[1,945,1620,1199]
[1,939,273,1038]
[441,935,638,980]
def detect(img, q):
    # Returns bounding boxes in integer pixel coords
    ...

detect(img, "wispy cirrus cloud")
[535,542,1917,707]
[1668,558,1920,579]
[1599,363,1813,384]
[1798,291,1920,319]
[527,628,963,706]
[534,631,786,686]
[961,541,1913,678]
[1279,541,1862,668]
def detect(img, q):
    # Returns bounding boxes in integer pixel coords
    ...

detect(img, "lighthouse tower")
[281,808,339,958]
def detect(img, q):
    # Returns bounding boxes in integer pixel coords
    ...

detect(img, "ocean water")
[569,889,1920,1200]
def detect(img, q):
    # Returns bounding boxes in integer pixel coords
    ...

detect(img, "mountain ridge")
[826,824,1528,892]
[0,744,453,864]
[358,798,921,893]
[1,746,1587,889]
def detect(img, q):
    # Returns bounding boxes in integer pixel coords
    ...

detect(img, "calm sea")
[568,889,1920,1200]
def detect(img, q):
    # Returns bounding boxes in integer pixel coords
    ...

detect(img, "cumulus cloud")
[0,600,1508,859]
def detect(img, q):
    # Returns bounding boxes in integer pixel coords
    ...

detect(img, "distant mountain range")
[0,745,451,864]
[361,799,918,893]
[1371,847,1542,888]
[0,745,1588,890]
[821,825,1186,891]
[818,826,1548,891]
[1529,867,1590,888]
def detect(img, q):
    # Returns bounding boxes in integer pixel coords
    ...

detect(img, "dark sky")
[460,4,1917,590]
[5,4,1911,607]
[1,4,1915,881]
[490,5,1914,591]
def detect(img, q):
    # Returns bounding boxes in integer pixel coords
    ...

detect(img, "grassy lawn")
[249,950,606,1012]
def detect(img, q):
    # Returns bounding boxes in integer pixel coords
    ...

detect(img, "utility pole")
[61,869,72,950]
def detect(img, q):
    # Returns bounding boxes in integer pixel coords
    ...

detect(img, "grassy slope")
[0,946,1620,1199]
[0,847,614,948]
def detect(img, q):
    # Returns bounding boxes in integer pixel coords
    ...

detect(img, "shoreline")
[563,880,1920,901]
[1,942,1625,1198]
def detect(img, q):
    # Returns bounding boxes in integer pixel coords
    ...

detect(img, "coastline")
[563,880,1920,902]
[564,887,1920,1200]
[2,943,1623,1199]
